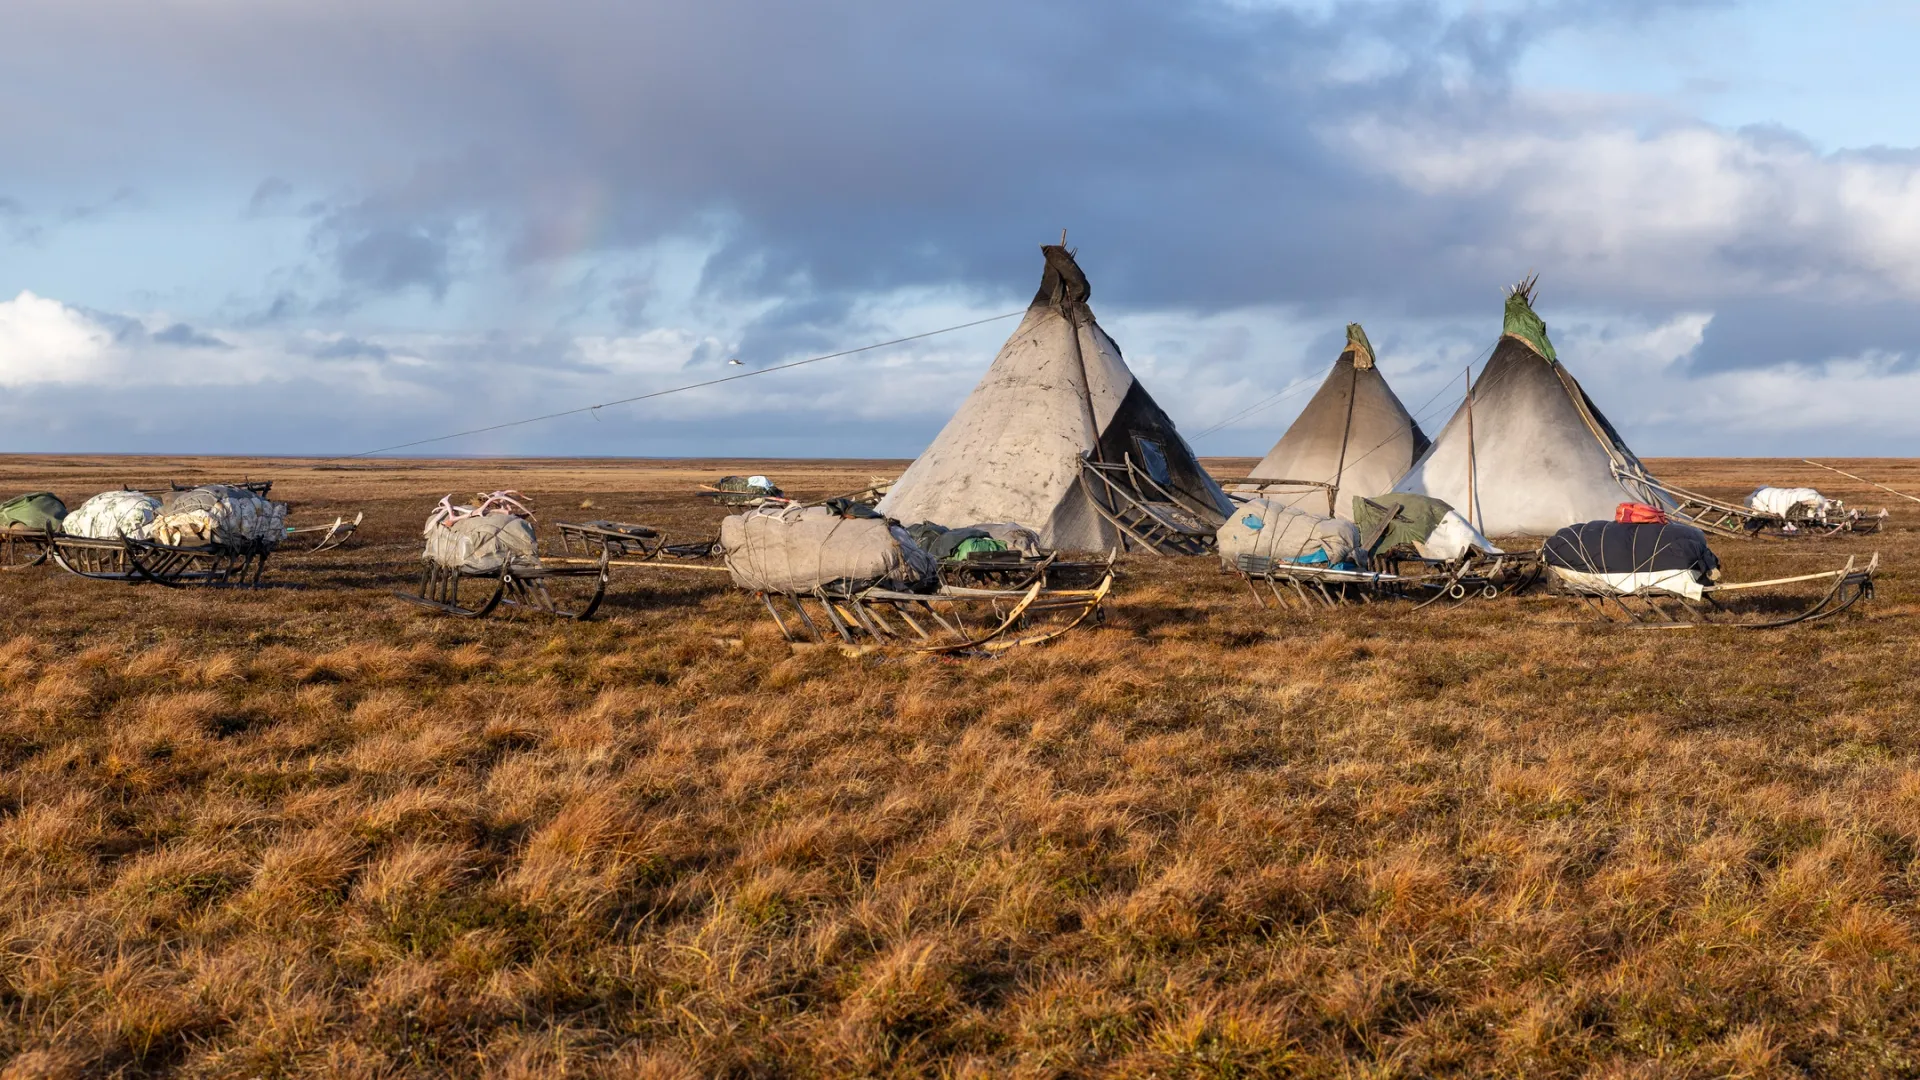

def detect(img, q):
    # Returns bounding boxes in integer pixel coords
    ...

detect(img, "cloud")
[12,0,1920,454]
[247,177,294,216]
[0,291,116,386]
[152,322,233,349]
[309,336,390,362]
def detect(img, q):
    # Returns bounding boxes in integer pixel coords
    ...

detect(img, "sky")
[5,0,1920,459]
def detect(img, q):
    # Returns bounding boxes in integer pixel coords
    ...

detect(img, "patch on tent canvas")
[1501,276,1558,362]
[1240,513,1264,531]
[1345,323,1376,369]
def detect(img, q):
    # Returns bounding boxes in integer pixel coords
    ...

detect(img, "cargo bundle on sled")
[724,502,1113,654]
[1222,492,1529,609]
[11,485,290,587]
[1541,519,1877,628]
[397,492,610,619]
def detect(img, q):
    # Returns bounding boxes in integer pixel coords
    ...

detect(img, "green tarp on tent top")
[0,492,66,532]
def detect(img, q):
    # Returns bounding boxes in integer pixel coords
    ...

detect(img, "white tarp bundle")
[147,485,288,548]
[1216,499,1362,569]
[721,504,937,594]
[62,490,163,540]
[1748,486,1829,520]
[423,508,538,574]
[1417,511,1503,562]
[1547,568,1709,601]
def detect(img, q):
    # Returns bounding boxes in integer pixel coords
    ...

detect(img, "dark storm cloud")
[1,0,1740,315]
[27,0,1920,451]
[315,206,456,304]
[1691,298,1920,374]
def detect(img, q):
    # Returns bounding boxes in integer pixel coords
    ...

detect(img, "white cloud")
[1337,113,1920,300]
[0,291,115,386]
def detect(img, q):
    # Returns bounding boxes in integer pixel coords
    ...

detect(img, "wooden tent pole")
[1801,460,1920,506]
[1464,365,1479,533]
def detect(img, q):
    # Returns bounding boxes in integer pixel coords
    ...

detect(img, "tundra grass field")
[2,455,1918,1078]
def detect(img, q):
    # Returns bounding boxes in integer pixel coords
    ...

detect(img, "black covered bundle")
[1542,521,1719,584]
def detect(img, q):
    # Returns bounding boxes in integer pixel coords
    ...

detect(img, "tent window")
[1133,438,1172,487]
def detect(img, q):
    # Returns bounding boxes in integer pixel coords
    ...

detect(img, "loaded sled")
[1223,492,1535,610]
[1540,519,1877,628]
[14,486,291,588]
[759,570,1114,655]
[396,493,610,619]
[725,502,1114,654]
[1620,469,1884,539]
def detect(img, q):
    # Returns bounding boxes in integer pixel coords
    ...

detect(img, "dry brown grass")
[2,454,1919,1077]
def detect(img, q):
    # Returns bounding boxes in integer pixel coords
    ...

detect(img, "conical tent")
[877,245,1230,551]
[1247,324,1429,519]
[1393,279,1671,537]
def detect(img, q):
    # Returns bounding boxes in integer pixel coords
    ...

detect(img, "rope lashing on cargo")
[344,309,1026,459]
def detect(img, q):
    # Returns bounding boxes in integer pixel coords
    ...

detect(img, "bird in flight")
[728,358,744,366]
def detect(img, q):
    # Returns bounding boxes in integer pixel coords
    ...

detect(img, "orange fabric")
[1614,502,1669,524]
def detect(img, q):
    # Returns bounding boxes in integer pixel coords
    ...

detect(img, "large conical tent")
[878,245,1230,551]
[1247,323,1429,519]
[1393,278,1672,536]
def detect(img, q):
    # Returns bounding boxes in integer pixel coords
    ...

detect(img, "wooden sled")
[154,479,275,496]
[1622,471,1885,539]
[551,520,719,563]
[1080,455,1221,556]
[759,559,1116,655]
[1378,549,1544,609]
[395,551,610,620]
[48,535,275,588]
[1233,549,1540,611]
[0,525,53,571]
[286,512,364,553]
[1548,553,1878,629]
[1222,477,1339,517]
[936,550,1116,591]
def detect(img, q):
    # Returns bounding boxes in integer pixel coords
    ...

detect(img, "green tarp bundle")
[1353,492,1452,554]
[0,492,66,532]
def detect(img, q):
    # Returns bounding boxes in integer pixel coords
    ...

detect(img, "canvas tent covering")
[876,245,1231,551]
[722,503,938,594]
[1393,279,1672,537]
[0,492,66,532]
[62,491,162,540]
[1216,499,1362,570]
[1247,324,1428,518]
